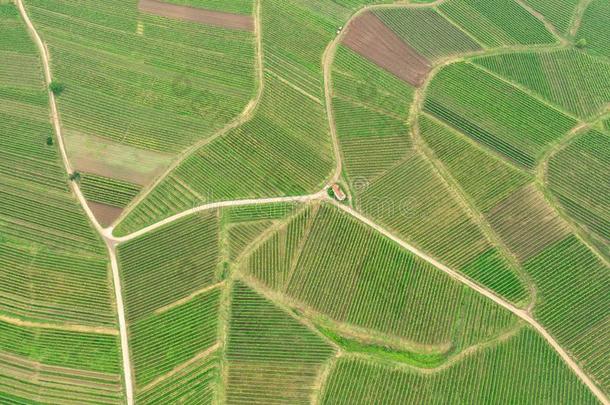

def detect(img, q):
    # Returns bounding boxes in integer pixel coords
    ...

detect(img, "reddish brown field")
[138,0,254,31]
[88,201,124,228]
[342,11,431,86]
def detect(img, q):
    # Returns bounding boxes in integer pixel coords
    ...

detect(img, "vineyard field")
[226,281,335,404]
[118,211,221,322]
[129,288,221,388]
[332,45,413,185]
[522,0,580,34]
[4,0,610,403]
[26,0,256,154]
[576,0,610,58]
[159,0,254,15]
[474,49,610,119]
[136,351,219,404]
[242,203,520,344]
[424,62,576,168]
[419,114,531,213]
[374,8,482,60]
[438,0,556,47]
[321,328,597,404]
[0,243,115,327]
[487,185,570,262]
[114,0,346,234]
[524,236,610,392]
[548,129,610,245]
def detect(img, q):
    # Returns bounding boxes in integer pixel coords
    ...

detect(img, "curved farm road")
[15,1,135,403]
[108,191,327,243]
[16,0,610,403]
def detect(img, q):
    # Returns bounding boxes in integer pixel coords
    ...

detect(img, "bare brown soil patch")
[342,11,431,87]
[88,201,124,228]
[138,0,253,31]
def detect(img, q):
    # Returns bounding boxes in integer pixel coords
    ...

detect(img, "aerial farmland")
[0,0,609,403]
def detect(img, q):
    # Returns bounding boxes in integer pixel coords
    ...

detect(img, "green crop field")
[241,203,520,344]
[425,62,576,168]
[3,0,610,403]
[438,0,557,47]
[474,49,610,119]
[331,45,413,186]
[322,328,597,404]
[522,0,580,34]
[576,0,610,58]
[374,8,482,60]
[548,129,610,245]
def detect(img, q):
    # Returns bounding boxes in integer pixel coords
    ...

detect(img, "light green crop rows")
[226,281,335,404]
[374,8,482,60]
[439,0,556,47]
[475,49,610,119]
[243,203,518,345]
[524,236,610,392]
[161,0,253,14]
[26,0,256,153]
[548,130,610,244]
[332,45,413,185]
[577,0,610,59]
[425,62,576,168]
[136,351,219,404]
[419,114,531,213]
[130,288,221,388]
[118,211,221,322]
[80,173,141,208]
[522,0,580,34]
[322,328,597,404]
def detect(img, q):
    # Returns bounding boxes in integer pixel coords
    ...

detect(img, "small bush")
[46,136,54,146]
[575,38,587,49]
[326,187,335,199]
[69,171,80,182]
[49,81,65,96]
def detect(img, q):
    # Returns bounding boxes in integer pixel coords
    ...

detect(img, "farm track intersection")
[13,0,610,403]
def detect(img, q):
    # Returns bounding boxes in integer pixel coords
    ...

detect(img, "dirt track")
[138,0,253,31]
[342,11,431,86]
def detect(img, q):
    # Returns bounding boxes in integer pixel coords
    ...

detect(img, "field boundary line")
[15,2,135,404]
[569,0,593,38]
[265,68,322,104]
[153,281,225,315]
[0,314,118,336]
[113,0,265,227]
[515,0,568,44]
[332,200,609,404]
[108,191,326,243]
[138,343,220,394]
[311,352,342,405]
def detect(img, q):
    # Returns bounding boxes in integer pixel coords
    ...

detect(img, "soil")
[138,0,254,31]
[87,201,124,228]
[342,11,431,87]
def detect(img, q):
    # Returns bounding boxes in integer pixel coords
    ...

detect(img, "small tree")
[46,136,54,146]
[576,38,587,49]
[69,171,80,182]
[49,81,65,96]
[326,186,335,199]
